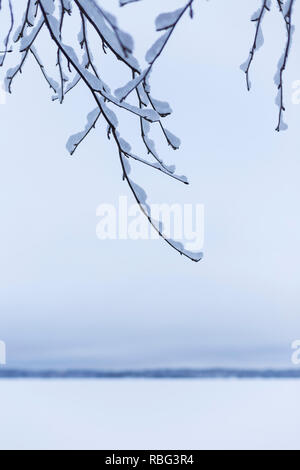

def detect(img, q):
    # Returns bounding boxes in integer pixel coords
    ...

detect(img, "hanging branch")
[0,0,202,262]
[277,1,283,12]
[6,16,44,92]
[2,0,297,262]
[30,45,58,93]
[114,1,194,176]
[79,12,99,78]
[0,0,14,67]
[115,0,195,103]
[274,0,295,132]
[241,0,295,131]
[56,0,66,103]
[240,0,270,91]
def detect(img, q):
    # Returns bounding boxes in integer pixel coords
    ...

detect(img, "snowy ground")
[0,379,299,450]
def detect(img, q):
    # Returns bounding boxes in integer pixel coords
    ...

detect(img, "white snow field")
[0,379,299,450]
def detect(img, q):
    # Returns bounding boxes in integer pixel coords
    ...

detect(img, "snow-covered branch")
[241,0,295,131]
[0,0,202,262]
[1,0,297,261]
[240,0,271,91]
[274,0,295,131]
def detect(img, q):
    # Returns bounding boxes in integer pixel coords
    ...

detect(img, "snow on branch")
[115,1,194,102]
[0,0,13,66]
[1,0,296,261]
[274,0,295,131]
[241,0,295,131]
[0,0,202,262]
[120,0,143,6]
[240,0,271,91]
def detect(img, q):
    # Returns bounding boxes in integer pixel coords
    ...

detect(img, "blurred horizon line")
[1,368,300,379]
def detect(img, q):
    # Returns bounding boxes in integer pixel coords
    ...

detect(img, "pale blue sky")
[0,0,300,369]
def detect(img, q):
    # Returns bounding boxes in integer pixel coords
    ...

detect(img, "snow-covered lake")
[0,379,299,450]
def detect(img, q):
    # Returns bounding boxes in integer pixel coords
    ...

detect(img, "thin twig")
[275,0,295,131]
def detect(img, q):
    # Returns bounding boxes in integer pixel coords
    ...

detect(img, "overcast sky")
[0,0,300,369]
